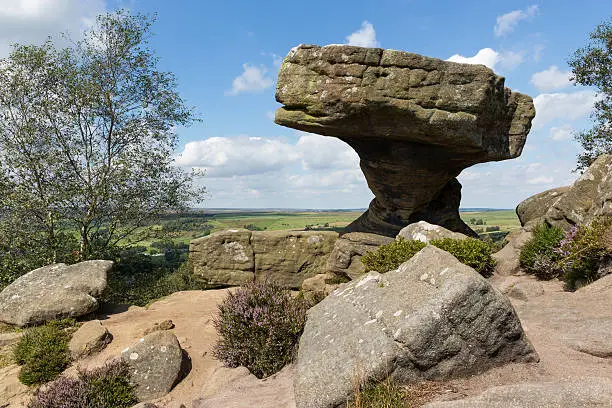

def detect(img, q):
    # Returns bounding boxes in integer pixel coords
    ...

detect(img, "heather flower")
[212,280,309,378]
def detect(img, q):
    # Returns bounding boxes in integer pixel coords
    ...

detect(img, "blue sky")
[0,1,610,209]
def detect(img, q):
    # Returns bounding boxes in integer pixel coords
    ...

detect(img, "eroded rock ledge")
[275,44,535,237]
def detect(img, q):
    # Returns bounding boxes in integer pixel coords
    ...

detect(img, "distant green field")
[146,209,521,250]
[460,209,521,236]
[206,211,363,233]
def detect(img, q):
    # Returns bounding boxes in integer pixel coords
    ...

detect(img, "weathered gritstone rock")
[423,377,612,408]
[0,260,111,327]
[518,155,612,230]
[69,319,112,359]
[326,232,393,279]
[516,187,570,228]
[492,229,532,276]
[190,229,337,288]
[397,221,468,243]
[294,246,538,408]
[275,44,535,237]
[121,331,184,401]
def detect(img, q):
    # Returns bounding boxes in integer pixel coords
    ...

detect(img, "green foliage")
[569,17,612,170]
[29,360,137,408]
[13,322,71,385]
[102,257,210,306]
[519,224,565,279]
[430,238,496,277]
[348,377,408,408]
[0,9,203,274]
[361,239,426,273]
[362,238,495,277]
[213,280,309,379]
[558,217,612,290]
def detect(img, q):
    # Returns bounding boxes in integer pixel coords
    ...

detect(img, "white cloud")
[0,0,106,57]
[226,64,273,96]
[176,134,369,208]
[550,124,574,141]
[346,21,379,48]
[494,5,539,37]
[447,48,524,72]
[176,133,359,178]
[530,65,573,91]
[176,136,299,177]
[295,134,359,171]
[532,90,597,128]
[527,176,554,185]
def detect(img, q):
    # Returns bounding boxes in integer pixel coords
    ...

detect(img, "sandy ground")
[1,275,610,407]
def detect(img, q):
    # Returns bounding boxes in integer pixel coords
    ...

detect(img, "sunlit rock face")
[275,44,535,237]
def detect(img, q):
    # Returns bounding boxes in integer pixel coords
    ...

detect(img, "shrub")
[13,322,71,385]
[102,261,210,306]
[213,280,309,379]
[29,360,137,408]
[557,217,612,290]
[361,237,495,277]
[430,238,496,277]
[519,224,565,279]
[348,377,408,408]
[361,239,426,273]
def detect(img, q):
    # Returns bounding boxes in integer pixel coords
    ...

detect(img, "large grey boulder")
[326,232,393,279]
[516,187,569,228]
[121,330,184,401]
[0,260,111,327]
[294,246,538,408]
[275,44,534,237]
[397,221,468,243]
[423,377,612,408]
[517,155,612,230]
[190,229,337,288]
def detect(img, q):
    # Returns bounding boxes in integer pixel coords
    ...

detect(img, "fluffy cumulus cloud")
[226,64,274,96]
[346,21,379,48]
[0,0,106,57]
[447,48,523,72]
[530,66,573,91]
[494,5,539,37]
[175,136,299,177]
[176,134,368,208]
[532,90,597,128]
[550,124,574,141]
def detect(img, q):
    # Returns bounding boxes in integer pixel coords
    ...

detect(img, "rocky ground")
[2,272,609,407]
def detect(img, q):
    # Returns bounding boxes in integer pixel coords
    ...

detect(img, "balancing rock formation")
[275,45,535,237]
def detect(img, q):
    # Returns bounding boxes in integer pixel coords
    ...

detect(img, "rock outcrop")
[517,155,612,230]
[190,229,337,288]
[397,221,468,243]
[326,232,393,279]
[68,320,112,359]
[121,331,184,401]
[0,260,111,327]
[491,229,532,276]
[275,44,535,237]
[294,246,538,408]
[423,377,612,408]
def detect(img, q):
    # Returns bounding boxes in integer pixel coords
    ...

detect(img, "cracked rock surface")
[294,245,538,408]
[189,229,337,288]
[275,44,535,237]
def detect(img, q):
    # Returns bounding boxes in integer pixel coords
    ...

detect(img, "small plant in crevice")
[556,216,612,290]
[212,280,309,379]
[519,224,565,279]
[430,237,496,277]
[13,321,73,385]
[28,360,138,408]
[361,239,426,273]
[361,237,496,277]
